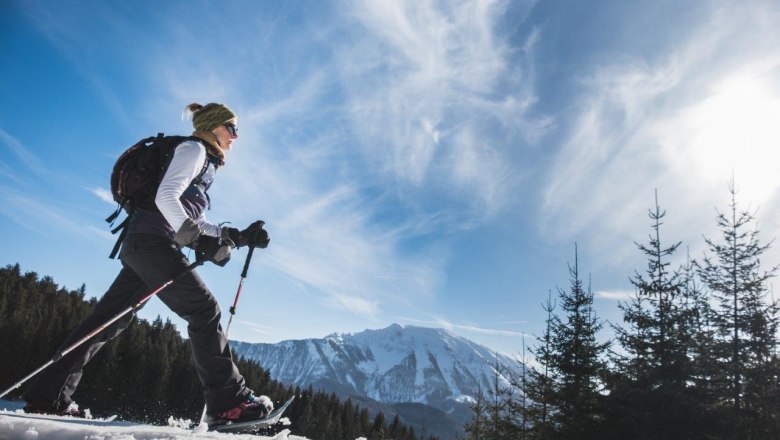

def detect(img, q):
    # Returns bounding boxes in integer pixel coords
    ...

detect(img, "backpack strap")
[108,213,132,259]
[191,137,222,210]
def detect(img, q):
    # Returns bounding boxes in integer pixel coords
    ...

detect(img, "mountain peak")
[231,325,523,439]
[232,323,521,405]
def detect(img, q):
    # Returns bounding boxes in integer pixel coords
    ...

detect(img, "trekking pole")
[198,245,256,425]
[226,244,255,335]
[0,260,203,400]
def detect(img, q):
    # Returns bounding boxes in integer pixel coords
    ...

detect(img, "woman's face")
[213,118,238,151]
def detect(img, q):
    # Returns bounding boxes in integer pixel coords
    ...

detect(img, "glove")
[194,235,232,267]
[223,220,270,249]
[173,218,203,247]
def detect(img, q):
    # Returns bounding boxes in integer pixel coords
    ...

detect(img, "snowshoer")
[22,102,274,425]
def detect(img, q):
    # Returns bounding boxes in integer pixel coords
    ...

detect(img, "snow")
[231,323,525,408]
[0,399,308,440]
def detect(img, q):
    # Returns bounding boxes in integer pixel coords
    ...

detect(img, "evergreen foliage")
[540,245,609,439]
[473,246,608,440]
[467,185,780,440]
[0,264,421,440]
[696,184,780,437]
[606,192,718,439]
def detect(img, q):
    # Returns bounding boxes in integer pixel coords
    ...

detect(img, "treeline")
[468,186,780,440]
[0,264,421,440]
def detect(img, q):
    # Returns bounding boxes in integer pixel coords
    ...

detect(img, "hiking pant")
[23,233,248,415]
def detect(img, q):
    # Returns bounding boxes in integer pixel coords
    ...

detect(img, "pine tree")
[486,356,517,439]
[523,291,557,440]
[679,248,719,415]
[535,245,609,439]
[465,388,488,440]
[607,192,715,439]
[696,183,780,436]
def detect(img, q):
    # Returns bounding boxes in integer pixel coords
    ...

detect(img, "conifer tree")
[607,192,715,439]
[534,245,609,439]
[465,388,488,440]
[679,249,719,409]
[696,183,780,436]
[523,291,556,440]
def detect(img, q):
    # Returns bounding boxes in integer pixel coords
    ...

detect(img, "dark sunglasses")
[223,122,238,136]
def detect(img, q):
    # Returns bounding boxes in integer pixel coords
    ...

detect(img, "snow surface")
[0,399,307,440]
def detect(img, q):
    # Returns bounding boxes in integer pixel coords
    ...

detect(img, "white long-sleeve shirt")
[155,140,222,237]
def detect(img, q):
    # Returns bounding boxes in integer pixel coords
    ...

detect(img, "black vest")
[127,150,218,240]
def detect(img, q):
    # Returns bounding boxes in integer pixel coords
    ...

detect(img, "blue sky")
[2,0,780,357]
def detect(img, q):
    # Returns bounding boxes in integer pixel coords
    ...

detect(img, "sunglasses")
[223,122,238,137]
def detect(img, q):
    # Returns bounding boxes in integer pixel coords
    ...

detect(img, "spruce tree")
[465,388,488,440]
[523,291,557,440]
[696,183,780,436]
[607,192,715,439]
[537,245,609,439]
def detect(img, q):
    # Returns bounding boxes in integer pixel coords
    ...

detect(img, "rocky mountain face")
[232,324,524,438]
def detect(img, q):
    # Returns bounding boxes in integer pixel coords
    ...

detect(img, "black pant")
[23,233,249,415]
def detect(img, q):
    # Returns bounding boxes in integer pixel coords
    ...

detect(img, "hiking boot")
[25,401,83,417]
[207,394,273,426]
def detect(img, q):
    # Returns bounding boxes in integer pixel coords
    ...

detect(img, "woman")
[23,102,273,426]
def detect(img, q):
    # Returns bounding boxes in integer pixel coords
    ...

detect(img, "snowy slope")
[0,399,305,440]
[232,324,523,413]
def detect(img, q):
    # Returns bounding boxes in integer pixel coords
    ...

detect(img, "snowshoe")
[24,400,83,418]
[205,394,273,427]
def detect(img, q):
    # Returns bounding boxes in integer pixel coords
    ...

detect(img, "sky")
[2,0,780,358]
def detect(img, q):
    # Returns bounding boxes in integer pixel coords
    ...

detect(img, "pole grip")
[241,245,255,279]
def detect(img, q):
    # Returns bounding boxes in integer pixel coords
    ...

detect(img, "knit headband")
[191,103,237,132]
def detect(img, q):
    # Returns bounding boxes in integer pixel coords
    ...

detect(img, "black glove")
[194,235,232,267]
[223,220,269,249]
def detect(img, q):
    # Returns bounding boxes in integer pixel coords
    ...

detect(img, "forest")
[0,263,422,440]
[466,186,780,440]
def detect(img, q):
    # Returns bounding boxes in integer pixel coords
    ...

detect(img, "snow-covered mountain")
[232,324,523,436]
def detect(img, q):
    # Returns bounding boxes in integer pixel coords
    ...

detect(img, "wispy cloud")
[336,0,544,219]
[401,316,529,339]
[328,294,379,317]
[0,186,111,241]
[235,320,275,335]
[595,290,634,301]
[0,128,47,176]
[541,2,780,273]
[89,187,115,204]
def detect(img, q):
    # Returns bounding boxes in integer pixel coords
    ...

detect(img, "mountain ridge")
[231,323,524,438]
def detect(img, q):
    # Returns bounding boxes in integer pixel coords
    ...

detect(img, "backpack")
[105,133,209,258]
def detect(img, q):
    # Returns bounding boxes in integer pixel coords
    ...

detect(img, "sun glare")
[683,70,780,203]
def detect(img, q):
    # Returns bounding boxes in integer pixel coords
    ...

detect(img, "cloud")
[190,0,540,318]
[0,128,46,176]
[235,320,275,335]
[336,0,544,219]
[90,187,115,204]
[328,294,379,317]
[0,186,111,241]
[401,316,529,339]
[595,290,634,301]
[541,2,780,274]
